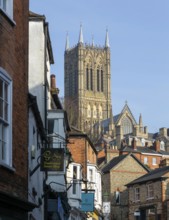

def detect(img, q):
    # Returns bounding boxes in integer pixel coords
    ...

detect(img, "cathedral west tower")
[64,26,113,136]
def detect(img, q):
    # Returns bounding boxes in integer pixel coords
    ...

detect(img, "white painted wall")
[29,20,52,124]
[67,162,83,220]
[28,108,45,220]
[87,164,102,211]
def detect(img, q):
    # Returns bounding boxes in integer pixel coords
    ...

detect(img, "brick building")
[120,139,169,170]
[127,165,169,220]
[67,127,103,219]
[0,1,36,219]
[102,154,149,220]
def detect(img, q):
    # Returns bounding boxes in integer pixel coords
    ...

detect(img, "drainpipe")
[44,22,48,135]
[44,21,48,220]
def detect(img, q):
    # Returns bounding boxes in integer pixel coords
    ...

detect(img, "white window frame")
[0,0,13,19]
[144,157,148,164]
[147,184,154,199]
[134,187,140,201]
[152,157,157,165]
[0,68,12,167]
[89,168,93,182]
[72,165,77,195]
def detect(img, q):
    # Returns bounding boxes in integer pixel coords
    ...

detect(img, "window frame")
[0,0,13,19]
[152,157,157,165]
[72,165,77,195]
[144,157,148,165]
[0,67,12,167]
[97,69,100,91]
[101,69,103,92]
[134,187,140,201]
[147,183,154,199]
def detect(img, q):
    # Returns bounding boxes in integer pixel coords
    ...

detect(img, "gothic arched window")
[121,116,133,135]
[90,68,93,90]
[101,70,103,92]
[86,67,89,90]
[97,68,100,91]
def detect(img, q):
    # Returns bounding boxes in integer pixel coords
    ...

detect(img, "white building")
[67,162,86,220]
[28,11,54,219]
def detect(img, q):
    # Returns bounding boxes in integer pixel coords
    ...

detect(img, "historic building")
[102,153,149,220]
[64,26,113,139]
[127,165,169,220]
[0,0,36,219]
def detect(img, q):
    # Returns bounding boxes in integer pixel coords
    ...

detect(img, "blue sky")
[30,0,169,133]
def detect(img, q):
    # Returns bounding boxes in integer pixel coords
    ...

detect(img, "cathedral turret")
[92,35,94,47]
[139,114,143,132]
[78,24,84,44]
[65,32,69,51]
[105,29,110,48]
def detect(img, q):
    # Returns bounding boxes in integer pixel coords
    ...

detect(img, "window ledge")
[146,197,154,200]
[0,162,15,172]
[135,200,140,202]
[0,8,16,27]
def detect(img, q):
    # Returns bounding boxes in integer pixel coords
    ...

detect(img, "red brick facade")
[0,0,35,218]
[68,133,97,180]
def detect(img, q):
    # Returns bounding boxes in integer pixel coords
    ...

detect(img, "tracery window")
[97,69,100,91]
[86,68,89,90]
[90,68,93,90]
[101,70,103,92]
[121,116,133,135]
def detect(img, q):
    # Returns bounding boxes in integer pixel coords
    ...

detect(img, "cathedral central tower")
[64,26,113,137]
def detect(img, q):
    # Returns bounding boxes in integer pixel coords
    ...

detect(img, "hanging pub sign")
[40,148,64,171]
[81,193,94,212]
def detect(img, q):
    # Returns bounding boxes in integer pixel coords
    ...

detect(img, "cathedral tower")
[64,26,112,135]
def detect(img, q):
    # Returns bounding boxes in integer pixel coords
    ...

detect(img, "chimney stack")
[160,128,168,137]
[51,74,56,89]
[132,138,137,150]
[153,140,160,152]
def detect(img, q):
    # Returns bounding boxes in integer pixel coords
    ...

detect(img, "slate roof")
[102,154,128,173]
[102,154,149,173]
[113,114,120,124]
[126,166,169,186]
[122,146,160,155]
[121,146,169,156]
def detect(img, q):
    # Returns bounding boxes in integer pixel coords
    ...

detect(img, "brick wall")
[0,0,29,200]
[68,135,97,179]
